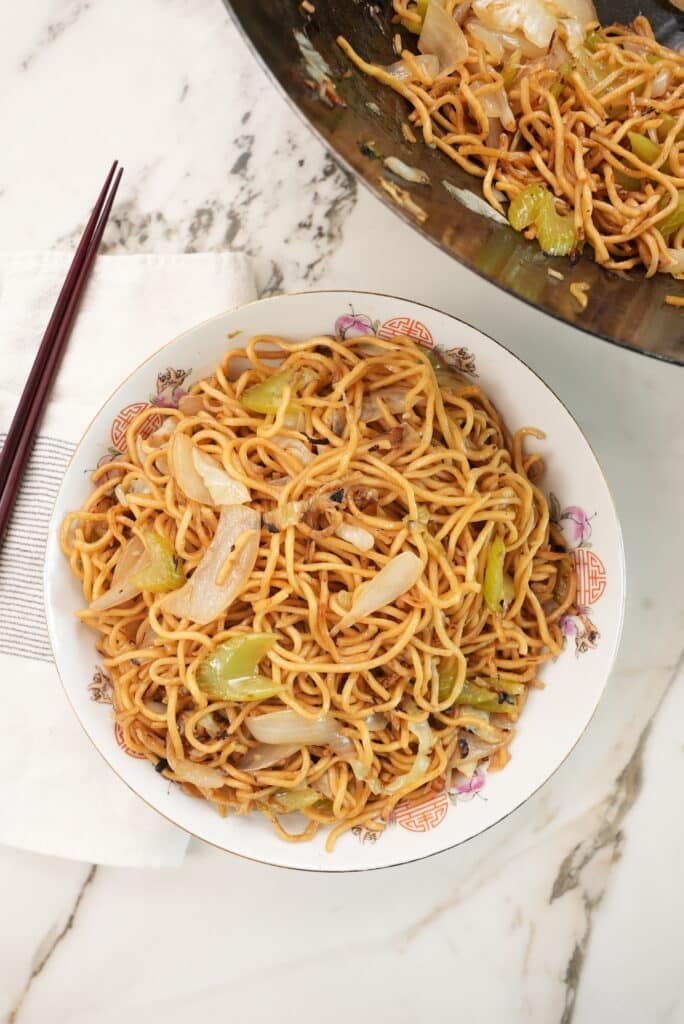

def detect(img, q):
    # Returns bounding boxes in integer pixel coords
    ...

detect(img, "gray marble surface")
[1,2,683,1022]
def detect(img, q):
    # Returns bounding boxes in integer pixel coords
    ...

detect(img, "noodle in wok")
[339,2,684,280]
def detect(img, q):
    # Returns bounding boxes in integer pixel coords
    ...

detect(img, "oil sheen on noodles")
[61,334,576,851]
[339,1,684,280]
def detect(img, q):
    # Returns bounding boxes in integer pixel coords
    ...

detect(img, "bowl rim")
[44,288,626,872]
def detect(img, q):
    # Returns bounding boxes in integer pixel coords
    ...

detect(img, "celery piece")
[274,788,325,813]
[585,30,602,53]
[400,0,428,34]
[508,184,546,231]
[198,634,279,700]
[657,191,684,238]
[240,369,299,416]
[128,532,184,593]
[535,193,576,256]
[484,535,507,613]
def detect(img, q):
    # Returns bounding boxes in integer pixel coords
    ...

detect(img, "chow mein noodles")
[62,333,576,848]
[339,1,684,280]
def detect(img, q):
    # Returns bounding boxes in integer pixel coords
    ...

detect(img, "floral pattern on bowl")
[549,493,603,655]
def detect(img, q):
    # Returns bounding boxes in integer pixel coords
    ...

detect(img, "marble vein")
[551,647,684,1023]
[20,0,93,71]
[7,865,96,1024]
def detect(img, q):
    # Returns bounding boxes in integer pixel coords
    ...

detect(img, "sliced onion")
[178,393,206,415]
[419,0,468,74]
[144,700,167,715]
[333,551,423,633]
[192,447,250,505]
[170,433,212,503]
[335,523,375,551]
[386,717,434,794]
[361,386,410,421]
[387,53,439,80]
[89,535,147,611]
[365,712,389,731]
[313,770,334,798]
[274,437,316,465]
[170,432,250,506]
[651,67,672,99]
[330,733,355,758]
[384,157,431,185]
[161,505,259,624]
[480,85,516,131]
[660,249,684,276]
[198,712,223,738]
[237,742,299,771]
[165,734,226,789]
[245,709,344,746]
[351,761,383,794]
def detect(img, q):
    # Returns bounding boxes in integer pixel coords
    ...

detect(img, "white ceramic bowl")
[45,291,625,871]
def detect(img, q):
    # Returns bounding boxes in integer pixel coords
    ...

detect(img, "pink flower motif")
[334,310,378,339]
[153,385,188,409]
[560,505,593,546]
[449,767,486,801]
[560,614,578,638]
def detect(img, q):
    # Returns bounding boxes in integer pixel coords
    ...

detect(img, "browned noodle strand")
[61,334,576,850]
[338,11,684,280]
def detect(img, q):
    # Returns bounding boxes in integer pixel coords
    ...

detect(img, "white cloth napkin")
[0,251,256,867]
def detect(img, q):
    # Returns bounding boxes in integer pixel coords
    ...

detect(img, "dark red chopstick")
[0,162,123,543]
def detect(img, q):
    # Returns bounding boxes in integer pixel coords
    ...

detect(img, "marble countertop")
[1,2,682,1022]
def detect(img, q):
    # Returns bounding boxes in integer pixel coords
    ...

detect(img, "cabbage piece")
[419,0,468,74]
[472,0,558,50]
[386,717,434,794]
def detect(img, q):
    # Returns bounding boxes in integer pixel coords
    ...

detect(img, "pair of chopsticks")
[0,161,123,542]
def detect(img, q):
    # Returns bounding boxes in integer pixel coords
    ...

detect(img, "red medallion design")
[573,548,607,606]
[395,790,449,833]
[114,723,146,759]
[378,316,434,348]
[110,402,164,451]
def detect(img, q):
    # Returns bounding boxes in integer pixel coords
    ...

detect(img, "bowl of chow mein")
[224,0,684,363]
[45,290,625,870]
